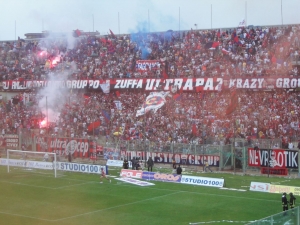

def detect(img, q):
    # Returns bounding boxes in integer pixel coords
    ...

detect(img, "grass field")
[0,165,299,225]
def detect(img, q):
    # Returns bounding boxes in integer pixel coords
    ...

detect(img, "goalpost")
[7,149,57,178]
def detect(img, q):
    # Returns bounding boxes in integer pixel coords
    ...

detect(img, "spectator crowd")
[0,24,300,149]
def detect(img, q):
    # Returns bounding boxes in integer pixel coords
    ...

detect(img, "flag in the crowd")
[217,83,222,92]
[173,93,182,101]
[271,55,277,64]
[100,80,110,94]
[102,110,111,123]
[238,19,246,27]
[136,91,169,117]
[199,92,205,99]
[114,100,122,110]
[23,93,30,105]
[75,29,81,37]
[212,42,220,48]
[109,29,116,38]
[83,93,91,105]
[115,91,120,97]
[226,87,238,115]
[87,120,101,132]
[162,69,168,79]
[192,123,197,136]
[234,36,239,43]
[222,48,230,55]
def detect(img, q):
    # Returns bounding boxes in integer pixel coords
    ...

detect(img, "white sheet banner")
[180,175,224,187]
[249,182,270,192]
[115,177,155,186]
[0,158,54,170]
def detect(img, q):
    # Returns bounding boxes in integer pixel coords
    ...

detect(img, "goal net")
[6,149,58,178]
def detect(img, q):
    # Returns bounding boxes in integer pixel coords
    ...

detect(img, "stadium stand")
[0,25,299,151]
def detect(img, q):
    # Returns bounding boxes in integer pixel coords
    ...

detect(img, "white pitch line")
[0,179,94,190]
[0,180,56,189]
[0,211,53,222]
[53,191,183,222]
[54,181,96,189]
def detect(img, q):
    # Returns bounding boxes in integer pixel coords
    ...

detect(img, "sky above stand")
[1,0,300,41]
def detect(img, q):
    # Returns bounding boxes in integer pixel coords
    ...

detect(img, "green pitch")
[0,166,298,225]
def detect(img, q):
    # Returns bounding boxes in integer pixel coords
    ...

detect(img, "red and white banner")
[36,137,93,158]
[2,77,300,91]
[120,169,143,179]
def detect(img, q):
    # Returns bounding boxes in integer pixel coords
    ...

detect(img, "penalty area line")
[0,211,53,222]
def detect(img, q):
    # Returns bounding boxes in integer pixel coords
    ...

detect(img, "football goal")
[7,149,58,178]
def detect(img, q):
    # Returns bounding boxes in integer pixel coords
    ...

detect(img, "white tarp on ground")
[115,177,155,186]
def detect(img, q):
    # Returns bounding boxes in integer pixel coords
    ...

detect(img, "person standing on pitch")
[282,192,288,214]
[147,157,154,171]
[100,167,111,183]
[289,192,296,212]
[176,164,182,175]
[204,160,213,172]
[123,159,129,169]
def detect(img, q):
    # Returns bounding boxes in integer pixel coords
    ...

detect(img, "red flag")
[212,42,219,48]
[226,87,238,115]
[87,120,101,132]
[196,86,203,92]
[271,55,277,64]
[234,36,239,43]
[109,29,116,38]
[75,29,81,37]
[115,91,120,97]
[192,123,197,136]
[162,70,168,79]
[173,94,182,101]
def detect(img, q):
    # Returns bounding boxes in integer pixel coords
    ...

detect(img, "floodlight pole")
[211,4,212,30]
[233,118,236,174]
[144,108,147,168]
[281,0,283,26]
[148,9,150,33]
[179,7,180,38]
[118,12,120,35]
[46,96,48,135]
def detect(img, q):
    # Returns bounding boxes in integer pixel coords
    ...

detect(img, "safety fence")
[247,206,299,224]
[3,129,297,174]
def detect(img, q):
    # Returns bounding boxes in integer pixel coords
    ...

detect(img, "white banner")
[0,159,107,174]
[100,80,110,93]
[114,100,122,110]
[136,91,169,117]
[249,182,270,192]
[180,175,224,187]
